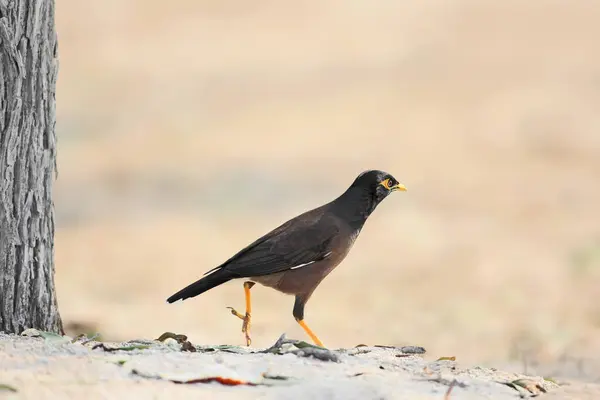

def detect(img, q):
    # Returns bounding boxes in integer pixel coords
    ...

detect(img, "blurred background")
[54,0,600,375]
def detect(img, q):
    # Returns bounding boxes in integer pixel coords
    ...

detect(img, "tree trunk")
[0,0,62,334]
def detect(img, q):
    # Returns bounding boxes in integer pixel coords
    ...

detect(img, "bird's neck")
[330,187,377,230]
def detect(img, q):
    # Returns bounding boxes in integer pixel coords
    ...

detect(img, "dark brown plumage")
[167,169,406,347]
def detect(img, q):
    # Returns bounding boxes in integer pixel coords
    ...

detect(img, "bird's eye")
[380,178,392,190]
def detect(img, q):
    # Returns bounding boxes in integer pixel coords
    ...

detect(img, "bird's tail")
[166,269,232,303]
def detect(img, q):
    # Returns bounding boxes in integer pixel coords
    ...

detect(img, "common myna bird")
[167,170,406,347]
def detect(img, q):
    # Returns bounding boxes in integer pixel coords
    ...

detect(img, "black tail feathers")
[166,269,232,303]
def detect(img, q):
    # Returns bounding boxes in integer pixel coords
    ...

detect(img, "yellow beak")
[391,183,407,192]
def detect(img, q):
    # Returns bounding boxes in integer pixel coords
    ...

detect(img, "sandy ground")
[1,332,582,400]
[43,0,600,394]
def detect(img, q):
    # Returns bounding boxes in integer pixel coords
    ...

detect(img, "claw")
[227,281,255,347]
[226,307,252,346]
[227,307,245,320]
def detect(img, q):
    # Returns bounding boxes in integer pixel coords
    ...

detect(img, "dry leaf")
[512,378,547,394]
[156,332,188,343]
[173,377,255,386]
[92,343,149,352]
[0,384,17,393]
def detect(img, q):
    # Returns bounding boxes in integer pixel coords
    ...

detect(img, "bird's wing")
[205,207,339,278]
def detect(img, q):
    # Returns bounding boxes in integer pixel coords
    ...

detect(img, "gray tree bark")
[0,0,62,334]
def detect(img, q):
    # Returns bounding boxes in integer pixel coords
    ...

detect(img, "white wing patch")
[290,251,332,270]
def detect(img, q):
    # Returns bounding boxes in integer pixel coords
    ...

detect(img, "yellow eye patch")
[379,178,393,190]
[379,178,407,192]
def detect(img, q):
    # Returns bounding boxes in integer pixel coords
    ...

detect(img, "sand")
[4,330,594,400]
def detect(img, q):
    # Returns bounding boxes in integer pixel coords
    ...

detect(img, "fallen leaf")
[262,373,290,380]
[218,347,248,354]
[437,356,456,361]
[198,344,245,353]
[38,331,69,342]
[498,379,547,396]
[512,379,547,394]
[373,345,427,354]
[156,332,188,344]
[173,377,255,386]
[355,344,369,348]
[0,384,17,393]
[92,343,150,352]
[130,370,274,387]
[38,331,62,339]
[21,328,69,343]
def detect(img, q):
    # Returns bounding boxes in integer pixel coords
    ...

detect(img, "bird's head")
[331,169,406,226]
[350,170,406,203]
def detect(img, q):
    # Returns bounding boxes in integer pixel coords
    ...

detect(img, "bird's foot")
[226,307,252,346]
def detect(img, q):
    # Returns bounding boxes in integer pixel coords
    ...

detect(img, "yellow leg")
[296,318,325,347]
[226,281,255,346]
